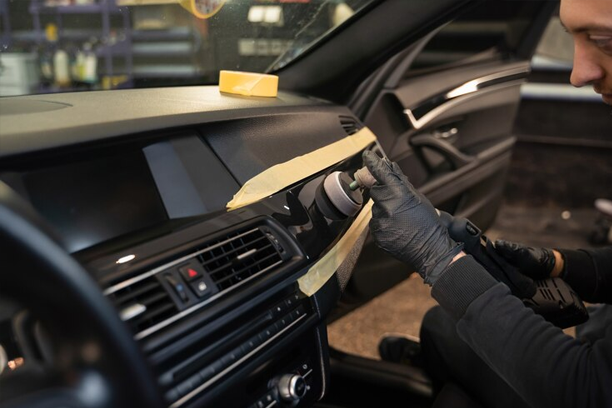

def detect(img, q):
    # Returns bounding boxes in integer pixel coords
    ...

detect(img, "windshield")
[0,0,372,97]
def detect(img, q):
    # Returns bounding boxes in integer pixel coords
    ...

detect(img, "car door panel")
[335,72,521,318]
[329,1,556,320]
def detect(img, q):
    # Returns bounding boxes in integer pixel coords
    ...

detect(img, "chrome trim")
[170,313,308,408]
[288,374,304,399]
[119,303,147,321]
[236,248,258,261]
[103,227,260,296]
[134,259,283,340]
[404,66,530,130]
[0,344,7,375]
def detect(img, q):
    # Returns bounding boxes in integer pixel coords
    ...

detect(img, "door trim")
[404,66,530,130]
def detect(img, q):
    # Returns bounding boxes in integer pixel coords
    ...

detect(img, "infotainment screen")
[23,151,168,253]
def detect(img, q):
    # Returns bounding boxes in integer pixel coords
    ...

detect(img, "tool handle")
[438,211,536,299]
[438,211,588,328]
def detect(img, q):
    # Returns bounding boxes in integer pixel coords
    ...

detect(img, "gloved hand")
[494,240,559,280]
[363,150,463,285]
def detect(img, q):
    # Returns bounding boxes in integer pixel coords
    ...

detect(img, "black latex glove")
[494,240,557,280]
[363,150,463,285]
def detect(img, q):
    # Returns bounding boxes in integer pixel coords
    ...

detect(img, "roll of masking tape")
[180,0,226,19]
[219,70,279,98]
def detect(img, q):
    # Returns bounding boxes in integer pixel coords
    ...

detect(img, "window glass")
[408,1,544,76]
[0,0,372,96]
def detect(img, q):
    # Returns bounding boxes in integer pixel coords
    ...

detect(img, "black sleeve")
[558,247,612,303]
[432,256,612,408]
[457,284,612,408]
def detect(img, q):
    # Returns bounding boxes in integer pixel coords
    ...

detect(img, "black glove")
[494,240,557,280]
[363,151,463,285]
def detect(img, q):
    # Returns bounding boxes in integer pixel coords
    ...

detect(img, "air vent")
[339,115,362,135]
[108,277,177,334]
[103,225,289,339]
[197,228,283,291]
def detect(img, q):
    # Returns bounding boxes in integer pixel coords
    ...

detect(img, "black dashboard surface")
[0,86,337,159]
[0,86,370,408]
[0,86,360,256]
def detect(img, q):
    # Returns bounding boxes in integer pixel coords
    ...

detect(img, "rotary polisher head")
[315,171,364,219]
[324,171,363,217]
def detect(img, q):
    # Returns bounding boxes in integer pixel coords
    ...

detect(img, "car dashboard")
[0,86,374,408]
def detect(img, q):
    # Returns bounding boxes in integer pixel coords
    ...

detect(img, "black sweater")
[431,247,612,408]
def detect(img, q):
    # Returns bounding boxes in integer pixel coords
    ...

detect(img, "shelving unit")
[0,0,10,49]
[131,26,201,81]
[2,1,208,92]
[29,0,133,89]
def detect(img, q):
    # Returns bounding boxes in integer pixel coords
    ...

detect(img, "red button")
[179,264,202,281]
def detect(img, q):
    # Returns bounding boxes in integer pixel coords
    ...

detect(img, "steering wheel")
[0,181,163,408]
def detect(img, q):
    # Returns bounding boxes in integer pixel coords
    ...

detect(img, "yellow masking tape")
[219,70,279,97]
[226,127,377,210]
[298,200,373,297]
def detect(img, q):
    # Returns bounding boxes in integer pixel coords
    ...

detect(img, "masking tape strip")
[226,128,377,210]
[298,199,373,297]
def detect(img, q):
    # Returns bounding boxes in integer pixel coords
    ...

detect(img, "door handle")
[409,133,475,170]
[432,127,458,140]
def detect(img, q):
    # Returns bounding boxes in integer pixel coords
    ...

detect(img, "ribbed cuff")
[558,249,592,281]
[431,255,498,320]
[424,242,465,286]
[558,249,598,302]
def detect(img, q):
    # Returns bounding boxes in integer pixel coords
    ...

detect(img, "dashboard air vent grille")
[109,277,177,334]
[339,116,362,135]
[197,228,282,291]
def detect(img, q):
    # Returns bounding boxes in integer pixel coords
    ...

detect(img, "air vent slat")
[140,291,169,306]
[198,229,283,292]
[108,276,177,334]
[200,235,268,268]
[209,244,278,279]
[339,115,362,135]
[112,281,161,306]
[212,250,280,286]
[131,302,176,327]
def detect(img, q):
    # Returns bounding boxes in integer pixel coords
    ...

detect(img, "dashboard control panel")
[252,360,316,408]
[165,292,311,407]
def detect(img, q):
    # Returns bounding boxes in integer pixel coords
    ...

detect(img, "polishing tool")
[315,171,364,219]
[315,166,378,219]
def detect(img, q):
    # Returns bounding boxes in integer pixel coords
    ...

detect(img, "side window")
[529,13,574,84]
[407,1,545,76]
